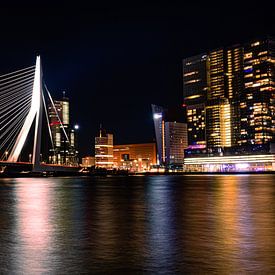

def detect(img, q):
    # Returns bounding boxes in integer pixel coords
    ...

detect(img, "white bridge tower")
[7,56,43,171]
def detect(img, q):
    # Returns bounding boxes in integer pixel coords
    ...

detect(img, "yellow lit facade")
[220,102,231,147]
[240,39,275,145]
[183,38,274,157]
[206,46,243,148]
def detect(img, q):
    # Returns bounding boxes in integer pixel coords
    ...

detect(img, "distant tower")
[48,93,78,165]
[95,126,113,169]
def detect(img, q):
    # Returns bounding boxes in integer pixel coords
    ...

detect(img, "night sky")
[0,2,275,156]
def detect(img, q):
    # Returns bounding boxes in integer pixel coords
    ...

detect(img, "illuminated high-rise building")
[240,38,275,145]
[95,127,113,169]
[48,93,78,165]
[183,54,208,147]
[182,37,275,161]
[206,45,244,149]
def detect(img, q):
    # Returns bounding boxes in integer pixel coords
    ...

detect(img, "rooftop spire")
[99,123,102,137]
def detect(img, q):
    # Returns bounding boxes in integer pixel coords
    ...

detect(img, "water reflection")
[13,178,54,273]
[214,176,255,273]
[146,177,180,272]
[0,175,274,273]
[89,179,147,272]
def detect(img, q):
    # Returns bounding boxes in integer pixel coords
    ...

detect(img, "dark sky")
[0,1,275,156]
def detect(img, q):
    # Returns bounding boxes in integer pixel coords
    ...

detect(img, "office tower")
[227,46,244,146]
[206,45,243,149]
[113,143,157,172]
[152,105,188,166]
[95,128,113,169]
[240,38,275,145]
[183,54,208,147]
[48,94,78,165]
[164,122,188,164]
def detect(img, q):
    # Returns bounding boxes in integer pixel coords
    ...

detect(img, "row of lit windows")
[183,71,198,77]
[184,79,200,85]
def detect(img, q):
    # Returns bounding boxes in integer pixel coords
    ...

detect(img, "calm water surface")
[0,175,275,273]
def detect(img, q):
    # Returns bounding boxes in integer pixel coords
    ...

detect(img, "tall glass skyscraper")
[183,37,274,152]
[183,54,208,147]
[206,45,243,148]
[240,38,275,145]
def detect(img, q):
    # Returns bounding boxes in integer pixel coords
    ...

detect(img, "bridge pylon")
[7,56,43,171]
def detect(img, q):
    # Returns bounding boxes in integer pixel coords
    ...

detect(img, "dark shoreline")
[0,170,275,178]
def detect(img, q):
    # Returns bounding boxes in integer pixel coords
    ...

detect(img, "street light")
[5,151,8,161]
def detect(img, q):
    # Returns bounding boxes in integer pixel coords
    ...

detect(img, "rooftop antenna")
[63,90,66,99]
[99,123,102,137]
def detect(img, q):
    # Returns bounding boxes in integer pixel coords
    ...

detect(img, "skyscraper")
[206,45,243,149]
[48,94,78,165]
[183,54,208,147]
[240,38,275,145]
[182,37,275,153]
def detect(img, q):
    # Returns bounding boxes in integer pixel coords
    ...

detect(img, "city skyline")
[0,3,275,157]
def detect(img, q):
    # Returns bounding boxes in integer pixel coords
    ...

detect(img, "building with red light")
[48,94,78,165]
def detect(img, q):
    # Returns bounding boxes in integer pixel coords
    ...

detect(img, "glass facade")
[240,38,275,145]
[183,54,208,146]
[182,37,275,171]
[206,45,243,148]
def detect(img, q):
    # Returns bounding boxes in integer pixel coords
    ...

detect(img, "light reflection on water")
[14,179,54,273]
[0,175,274,273]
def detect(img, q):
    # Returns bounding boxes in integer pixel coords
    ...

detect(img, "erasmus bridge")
[0,56,80,174]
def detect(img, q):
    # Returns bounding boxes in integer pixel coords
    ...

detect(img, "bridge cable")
[42,89,55,153]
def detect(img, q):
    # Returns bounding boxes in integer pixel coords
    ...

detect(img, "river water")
[0,174,275,273]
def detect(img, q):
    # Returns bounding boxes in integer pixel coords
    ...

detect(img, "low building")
[113,143,157,172]
[184,154,275,172]
[82,156,95,167]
